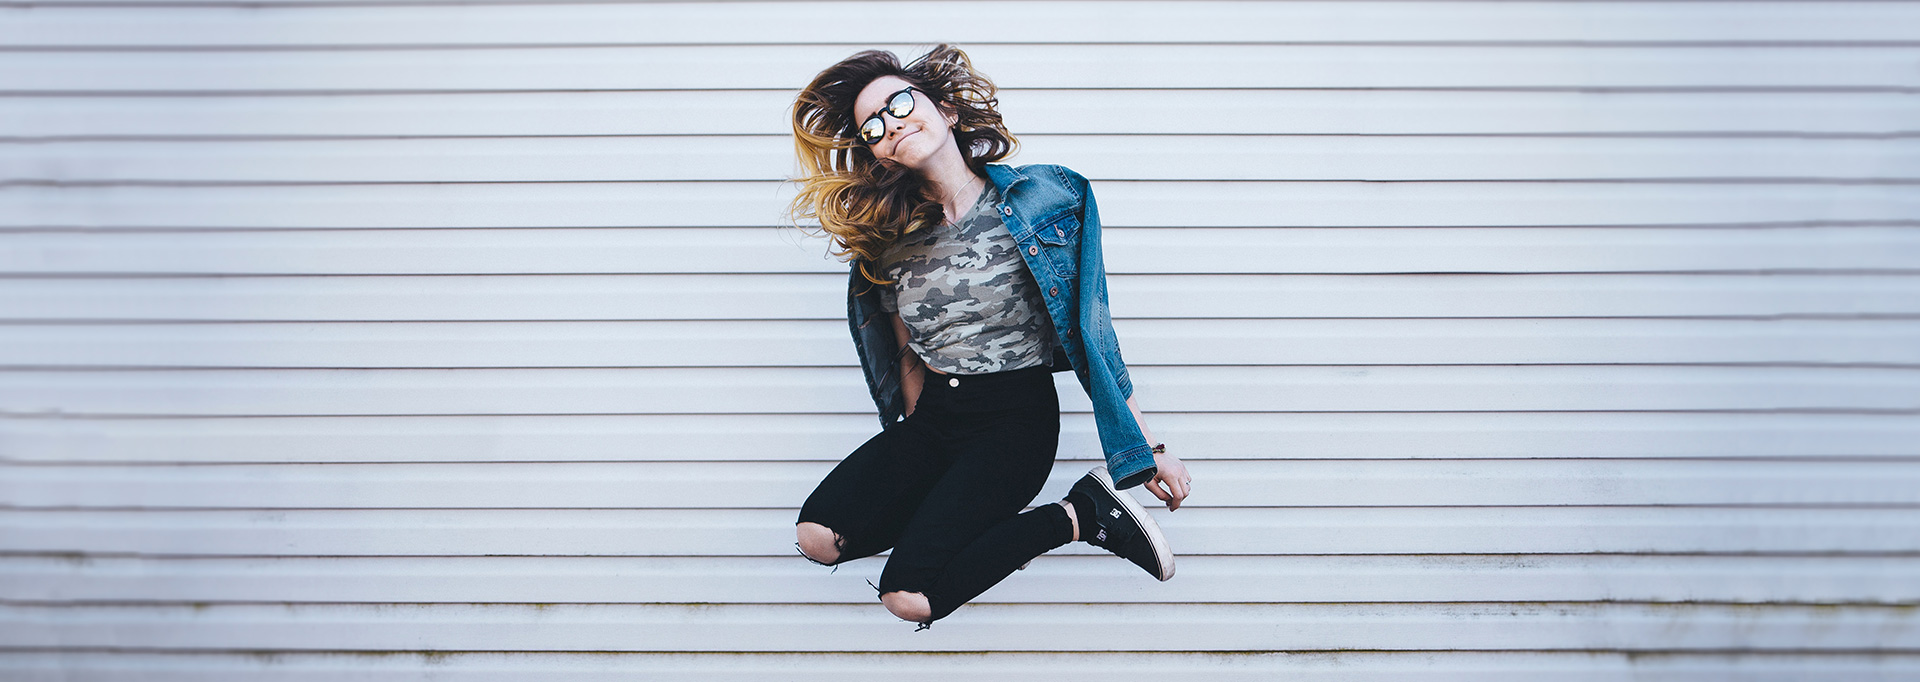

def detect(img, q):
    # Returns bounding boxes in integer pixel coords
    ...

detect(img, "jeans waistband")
[915,364,1057,412]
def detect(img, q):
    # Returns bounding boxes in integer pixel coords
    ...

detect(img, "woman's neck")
[918,146,983,224]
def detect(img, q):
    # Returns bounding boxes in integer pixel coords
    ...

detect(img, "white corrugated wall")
[3,1,1918,678]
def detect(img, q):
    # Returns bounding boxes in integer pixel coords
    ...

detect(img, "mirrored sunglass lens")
[860,117,885,143]
[887,90,915,117]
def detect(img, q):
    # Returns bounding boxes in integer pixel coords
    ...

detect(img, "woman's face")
[852,75,958,171]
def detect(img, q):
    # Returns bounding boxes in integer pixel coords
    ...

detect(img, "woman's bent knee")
[881,591,932,623]
[795,522,841,565]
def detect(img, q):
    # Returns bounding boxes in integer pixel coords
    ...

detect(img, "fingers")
[1148,475,1185,512]
[1144,477,1171,503]
[1170,476,1190,511]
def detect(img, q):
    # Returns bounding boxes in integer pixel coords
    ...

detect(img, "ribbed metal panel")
[13,91,1914,137]
[2,0,1915,678]
[12,459,1920,508]
[11,182,1918,227]
[5,651,1919,682]
[10,225,1920,274]
[5,602,1918,651]
[8,319,1919,366]
[11,507,1914,555]
[11,136,1920,185]
[7,2,1918,43]
[12,554,1920,604]
[10,44,1920,91]
[6,411,1916,463]
[9,274,1918,320]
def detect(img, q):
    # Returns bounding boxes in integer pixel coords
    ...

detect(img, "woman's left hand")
[1143,449,1191,511]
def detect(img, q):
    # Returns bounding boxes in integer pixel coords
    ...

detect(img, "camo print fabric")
[879,185,1057,375]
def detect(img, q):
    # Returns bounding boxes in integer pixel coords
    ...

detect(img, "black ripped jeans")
[797,364,1076,623]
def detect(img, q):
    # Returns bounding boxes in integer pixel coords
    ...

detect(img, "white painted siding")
[3,1,1917,678]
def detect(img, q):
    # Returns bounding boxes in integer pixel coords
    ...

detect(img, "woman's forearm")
[1125,395,1156,447]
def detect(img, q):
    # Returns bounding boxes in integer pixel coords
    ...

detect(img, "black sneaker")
[1071,466,1175,581]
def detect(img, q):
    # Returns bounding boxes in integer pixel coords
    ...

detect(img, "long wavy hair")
[788,44,1018,283]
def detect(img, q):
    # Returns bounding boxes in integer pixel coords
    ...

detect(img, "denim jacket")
[846,163,1157,489]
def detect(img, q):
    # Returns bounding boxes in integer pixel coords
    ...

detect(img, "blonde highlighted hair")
[788,44,1018,283]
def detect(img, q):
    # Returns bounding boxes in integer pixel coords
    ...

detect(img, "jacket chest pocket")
[1033,216,1081,280]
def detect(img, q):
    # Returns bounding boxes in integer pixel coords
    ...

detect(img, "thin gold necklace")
[940,176,982,228]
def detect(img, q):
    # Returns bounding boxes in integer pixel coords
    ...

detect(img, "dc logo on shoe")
[1110,509,1122,518]
[1096,530,1107,541]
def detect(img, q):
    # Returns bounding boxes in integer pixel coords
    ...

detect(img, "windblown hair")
[788,44,1018,283]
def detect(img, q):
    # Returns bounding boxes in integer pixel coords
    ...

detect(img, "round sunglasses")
[856,87,919,145]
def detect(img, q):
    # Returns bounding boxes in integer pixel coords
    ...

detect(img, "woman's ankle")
[1057,500,1078,542]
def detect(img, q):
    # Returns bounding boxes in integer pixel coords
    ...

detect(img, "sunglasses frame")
[856,87,919,145]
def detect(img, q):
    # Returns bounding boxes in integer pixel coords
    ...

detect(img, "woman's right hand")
[1142,449,1191,511]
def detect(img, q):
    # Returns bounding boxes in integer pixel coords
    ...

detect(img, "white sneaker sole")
[1091,466,1175,581]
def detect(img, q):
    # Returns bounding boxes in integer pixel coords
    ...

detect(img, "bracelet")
[1151,443,1166,455]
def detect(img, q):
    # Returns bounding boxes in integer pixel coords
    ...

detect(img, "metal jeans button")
[1028,245,1039,256]
[949,377,960,387]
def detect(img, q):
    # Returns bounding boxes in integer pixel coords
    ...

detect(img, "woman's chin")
[889,136,956,174]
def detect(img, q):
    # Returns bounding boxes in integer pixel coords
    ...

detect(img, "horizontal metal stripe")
[8,554,1920,604]
[26,87,1916,96]
[5,225,1917,276]
[5,411,1915,464]
[15,225,1920,276]
[8,44,1920,92]
[5,274,1917,322]
[3,601,1915,652]
[5,318,1916,368]
[1,650,1915,681]
[9,2,1919,46]
[6,91,1915,138]
[8,181,1914,229]
[3,365,1916,416]
[6,507,1914,555]
[9,136,1918,185]
[9,459,1916,509]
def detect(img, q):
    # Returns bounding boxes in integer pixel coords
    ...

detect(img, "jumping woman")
[788,44,1192,629]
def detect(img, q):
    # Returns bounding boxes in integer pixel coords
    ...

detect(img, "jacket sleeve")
[1067,167,1133,400]
[848,262,904,427]
[1059,166,1156,488]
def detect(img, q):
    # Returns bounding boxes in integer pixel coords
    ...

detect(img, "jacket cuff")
[1107,443,1158,490]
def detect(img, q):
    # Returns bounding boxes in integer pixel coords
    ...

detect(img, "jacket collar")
[984,163,1030,197]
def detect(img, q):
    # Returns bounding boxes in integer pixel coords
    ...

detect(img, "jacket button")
[949,377,960,387]
[1048,286,1059,297]
[1028,245,1039,256]
[1055,227,1064,238]
[1001,205,1013,216]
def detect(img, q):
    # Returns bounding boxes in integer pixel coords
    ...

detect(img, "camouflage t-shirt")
[878,185,1057,375]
